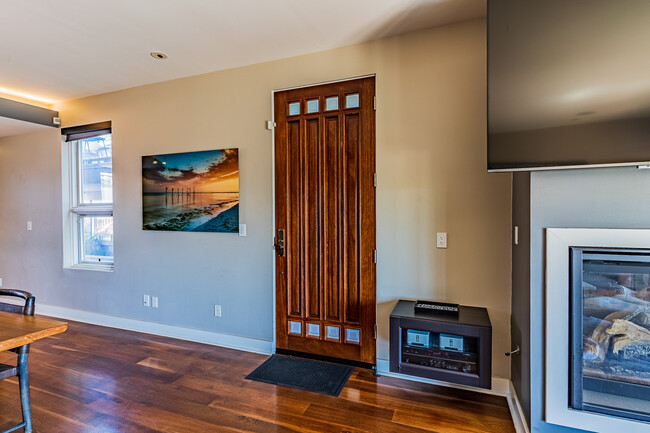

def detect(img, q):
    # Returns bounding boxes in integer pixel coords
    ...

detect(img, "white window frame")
[62,127,114,271]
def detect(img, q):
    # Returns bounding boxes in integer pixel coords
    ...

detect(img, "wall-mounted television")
[488,0,650,172]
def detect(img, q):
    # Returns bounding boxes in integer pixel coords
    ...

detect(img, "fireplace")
[545,228,650,432]
[570,248,650,423]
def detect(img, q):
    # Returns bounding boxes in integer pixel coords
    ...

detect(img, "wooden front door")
[274,77,376,365]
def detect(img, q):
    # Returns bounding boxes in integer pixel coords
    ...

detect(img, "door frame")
[269,74,377,358]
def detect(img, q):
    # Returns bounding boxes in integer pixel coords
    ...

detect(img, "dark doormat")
[245,354,354,397]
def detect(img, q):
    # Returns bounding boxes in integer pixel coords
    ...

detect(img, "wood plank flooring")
[0,320,515,432]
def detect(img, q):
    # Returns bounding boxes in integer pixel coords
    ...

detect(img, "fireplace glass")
[571,248,650,422]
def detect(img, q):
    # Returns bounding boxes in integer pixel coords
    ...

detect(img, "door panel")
[274,77,376,364]
[287,120,301,317]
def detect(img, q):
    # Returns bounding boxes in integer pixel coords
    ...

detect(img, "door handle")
[275,229,286,257]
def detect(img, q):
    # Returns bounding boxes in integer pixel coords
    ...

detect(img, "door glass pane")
[306,99,319,113]
[308,323,320,337]
[325,97,339,111]
[80,216,114,263]
[79,134,112,204]
[289,321,301,335]
[345,93,360,108]
[326,325,340,340]
[346,328,360,343]
[288,102,300,116]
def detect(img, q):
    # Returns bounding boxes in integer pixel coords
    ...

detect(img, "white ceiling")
[0,0,485,105]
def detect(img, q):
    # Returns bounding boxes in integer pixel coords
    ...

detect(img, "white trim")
[67,263,114,272]
[375,359,510,397]
[34,303,273,355]
[270,88,277,354]
[545,228,650,432]
[507,381,530,433]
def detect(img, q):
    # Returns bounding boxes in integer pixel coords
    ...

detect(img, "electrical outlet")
[436,232,447,249]
[27,221,32,231]
[0,277,3,287]
[214,304,222,317]
[152,296,159,308]
[143,294,151,307]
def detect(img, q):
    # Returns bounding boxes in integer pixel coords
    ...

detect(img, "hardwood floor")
[0,320,515,432]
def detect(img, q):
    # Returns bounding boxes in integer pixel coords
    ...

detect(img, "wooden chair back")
[0,289,36,354]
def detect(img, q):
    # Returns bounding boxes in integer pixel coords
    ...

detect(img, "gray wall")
[0,128,273,342]
[529,166,650,433]
[0,20,514,377]
[512,172,531,428]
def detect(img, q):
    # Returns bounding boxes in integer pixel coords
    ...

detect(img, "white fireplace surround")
[545,228,650,432]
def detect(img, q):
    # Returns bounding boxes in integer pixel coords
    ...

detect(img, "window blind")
[61,121,111,142]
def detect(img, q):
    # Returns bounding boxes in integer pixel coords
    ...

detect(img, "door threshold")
[275,348,375,370]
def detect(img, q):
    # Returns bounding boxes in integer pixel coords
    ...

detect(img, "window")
[62,122,114,270]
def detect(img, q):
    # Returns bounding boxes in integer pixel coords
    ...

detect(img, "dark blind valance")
[61,121,111,142]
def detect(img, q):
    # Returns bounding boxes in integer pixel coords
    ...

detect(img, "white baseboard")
[507,381,530,433]
[35,303,273,355]
[375,359,509,396]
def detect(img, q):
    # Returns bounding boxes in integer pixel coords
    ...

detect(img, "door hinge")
[373,249,377,264]
[373,173,377,188]
[374,324,377,339]
[373,96,376,110]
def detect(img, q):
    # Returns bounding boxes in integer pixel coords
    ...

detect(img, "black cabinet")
[389,300,492,389]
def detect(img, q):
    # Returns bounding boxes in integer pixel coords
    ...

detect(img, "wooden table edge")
[0,322,68,352]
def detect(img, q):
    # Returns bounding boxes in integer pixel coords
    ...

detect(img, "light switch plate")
[239,224,246,237]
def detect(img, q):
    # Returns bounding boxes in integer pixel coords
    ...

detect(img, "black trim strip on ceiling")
[0,97,59,128]
[61,121,112,142]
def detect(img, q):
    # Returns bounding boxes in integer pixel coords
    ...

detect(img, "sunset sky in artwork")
[142,149,238,193]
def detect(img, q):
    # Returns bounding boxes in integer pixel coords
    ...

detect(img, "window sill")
[65,263,114,273]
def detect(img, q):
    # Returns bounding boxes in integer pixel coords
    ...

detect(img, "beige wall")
[0,19,512,378]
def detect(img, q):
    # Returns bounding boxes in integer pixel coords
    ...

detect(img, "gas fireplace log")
[630,311,650,326]
[632,289,650,302]
[606,319,650,356]
[583,336,607,362]
[589,311,630,348]
[584,366,650,386]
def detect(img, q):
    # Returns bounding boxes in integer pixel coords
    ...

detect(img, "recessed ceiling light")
[150,52,168,60]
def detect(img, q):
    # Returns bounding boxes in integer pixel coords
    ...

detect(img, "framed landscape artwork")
[142,148,239,232]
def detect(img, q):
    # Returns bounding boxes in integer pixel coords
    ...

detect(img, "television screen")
[488,0,650,171]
